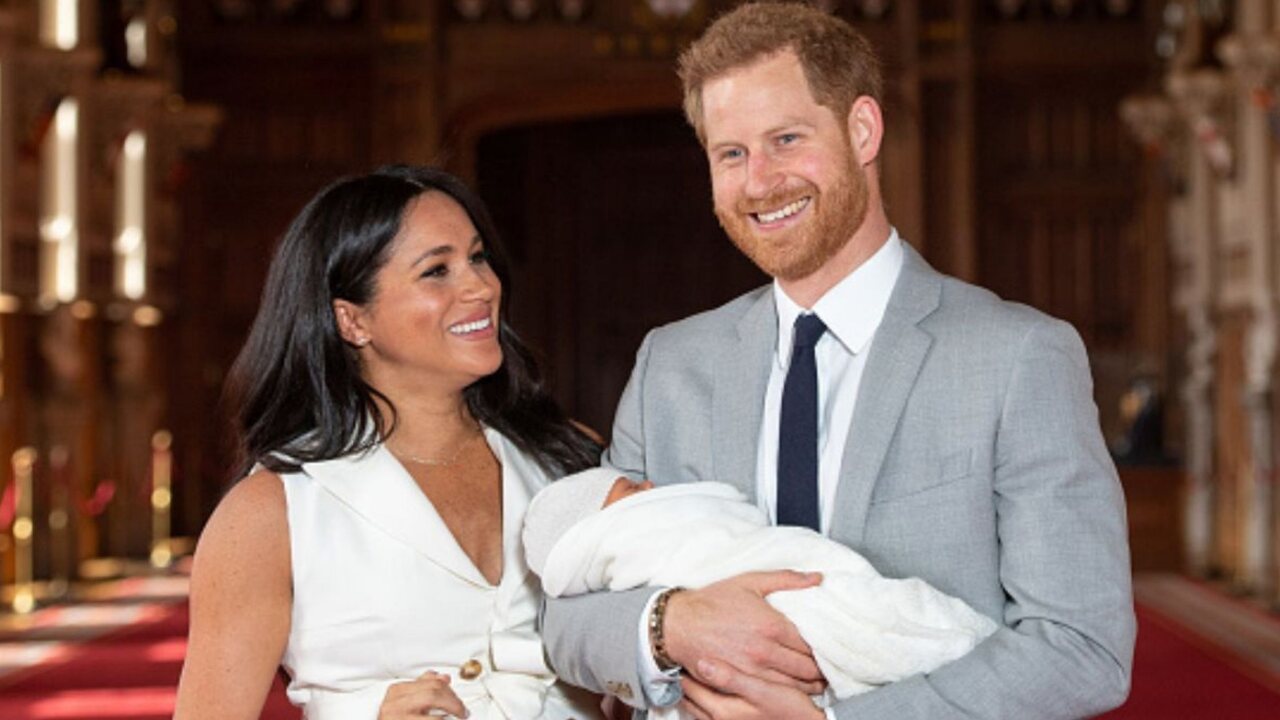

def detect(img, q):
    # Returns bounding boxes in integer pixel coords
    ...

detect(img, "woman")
[174,166,603,719]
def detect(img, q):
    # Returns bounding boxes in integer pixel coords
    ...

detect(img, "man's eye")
[778,133,799,145]
[720,148,744,162]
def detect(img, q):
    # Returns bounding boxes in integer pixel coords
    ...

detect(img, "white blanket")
[537,482,998,714]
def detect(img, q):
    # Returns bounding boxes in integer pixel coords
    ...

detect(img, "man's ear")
[333,299,370,347]
[846,96,884,166]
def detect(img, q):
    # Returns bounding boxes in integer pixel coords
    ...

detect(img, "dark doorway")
[476,111,767,437]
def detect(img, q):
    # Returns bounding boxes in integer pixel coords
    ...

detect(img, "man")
[543,3,1135,719]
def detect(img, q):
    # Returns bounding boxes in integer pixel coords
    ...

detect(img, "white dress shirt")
[636,231,906,710]
[757,230,904,532]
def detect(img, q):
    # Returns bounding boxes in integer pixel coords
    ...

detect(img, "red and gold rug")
[0,572,1276,719]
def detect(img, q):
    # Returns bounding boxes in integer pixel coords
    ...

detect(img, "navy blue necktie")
[777,313,826,531]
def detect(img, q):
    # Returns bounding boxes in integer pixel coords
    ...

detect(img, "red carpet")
[0,603,298,720]
[0,581,1277,718]
[1101,605,1280,719]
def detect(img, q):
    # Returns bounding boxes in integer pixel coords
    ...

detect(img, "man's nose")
[744,153,782,199]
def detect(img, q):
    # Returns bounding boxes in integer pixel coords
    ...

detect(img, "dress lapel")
[830,245,941,544]
[712,289,776,503]
[302,441,491,588]
[491,442,555,676]
[491,428,542,581]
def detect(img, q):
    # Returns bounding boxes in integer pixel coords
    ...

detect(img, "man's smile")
[751,197,811,226]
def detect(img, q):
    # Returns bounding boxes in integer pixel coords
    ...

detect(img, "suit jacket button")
[459,659,483,680]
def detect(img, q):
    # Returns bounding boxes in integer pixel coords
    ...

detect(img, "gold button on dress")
[459,659,483,680]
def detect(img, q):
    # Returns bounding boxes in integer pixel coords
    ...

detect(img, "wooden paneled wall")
[171,1,1165,548]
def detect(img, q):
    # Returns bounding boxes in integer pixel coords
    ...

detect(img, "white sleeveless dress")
[278,428,597,719]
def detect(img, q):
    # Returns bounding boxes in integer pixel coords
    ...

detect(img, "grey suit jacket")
[543,245,1136,719]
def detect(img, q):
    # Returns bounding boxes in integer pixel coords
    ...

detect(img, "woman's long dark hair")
[224,165,601,478]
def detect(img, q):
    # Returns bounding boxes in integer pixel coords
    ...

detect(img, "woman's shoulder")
[191,469,290,580]
[221,468,288,521]
[182,469,292,713]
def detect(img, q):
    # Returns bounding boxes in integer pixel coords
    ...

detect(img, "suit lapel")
[830,245,941,545]
[712,289,776,503]
[302,442,492,588]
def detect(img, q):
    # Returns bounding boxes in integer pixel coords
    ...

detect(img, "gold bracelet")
[648,587,684,672]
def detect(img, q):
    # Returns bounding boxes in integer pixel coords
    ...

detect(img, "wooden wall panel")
[174,4,381,527]
[975,69,1148,440]
[160,1,1165,537]
[477,112,765,436]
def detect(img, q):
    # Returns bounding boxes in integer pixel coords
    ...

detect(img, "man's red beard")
[715,148,868,282]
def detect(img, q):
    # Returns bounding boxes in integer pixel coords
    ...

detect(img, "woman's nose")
[460,265,498,300]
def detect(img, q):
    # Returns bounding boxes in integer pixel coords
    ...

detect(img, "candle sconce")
[10,448,37,614]
[149,430,173,569]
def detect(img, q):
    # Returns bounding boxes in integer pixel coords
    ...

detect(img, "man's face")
[701,51,868,282]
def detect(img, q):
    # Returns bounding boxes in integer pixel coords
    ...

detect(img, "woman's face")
[335,191,504,396]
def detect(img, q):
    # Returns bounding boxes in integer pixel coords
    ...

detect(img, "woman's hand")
[378,672,470,719]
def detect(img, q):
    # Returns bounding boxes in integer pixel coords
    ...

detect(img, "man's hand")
[664,570,825,693]
[680,659,825,720]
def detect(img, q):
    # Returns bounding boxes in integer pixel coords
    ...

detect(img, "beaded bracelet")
[648,587,685,672]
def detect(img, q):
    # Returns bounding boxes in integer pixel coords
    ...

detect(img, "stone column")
[1219,25,1280,596]
[1168,68,1230,576]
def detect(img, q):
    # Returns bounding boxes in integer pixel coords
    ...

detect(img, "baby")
[522,468,998,714]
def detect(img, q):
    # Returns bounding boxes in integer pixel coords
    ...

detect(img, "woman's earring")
[355,337,370,348]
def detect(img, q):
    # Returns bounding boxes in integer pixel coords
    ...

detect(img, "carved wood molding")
[444,76,680,183]
[1217,33,1280,91]
[7,46,99,215]
[1166,68,1234,177]
[85,77,168,186]
[1119,94,1177,155]
[152,100,223,158]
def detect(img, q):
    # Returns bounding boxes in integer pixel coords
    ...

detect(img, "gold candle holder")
[150,430,173,569]
[46,446,71,599]
[11,447,37,614]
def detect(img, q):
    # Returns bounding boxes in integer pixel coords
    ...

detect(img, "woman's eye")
[421,264,447,279]
[470,249,490,265]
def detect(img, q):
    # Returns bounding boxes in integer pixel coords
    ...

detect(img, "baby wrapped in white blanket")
[522,468,998,716]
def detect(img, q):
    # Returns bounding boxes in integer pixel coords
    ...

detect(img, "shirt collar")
[773,229,905,370]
